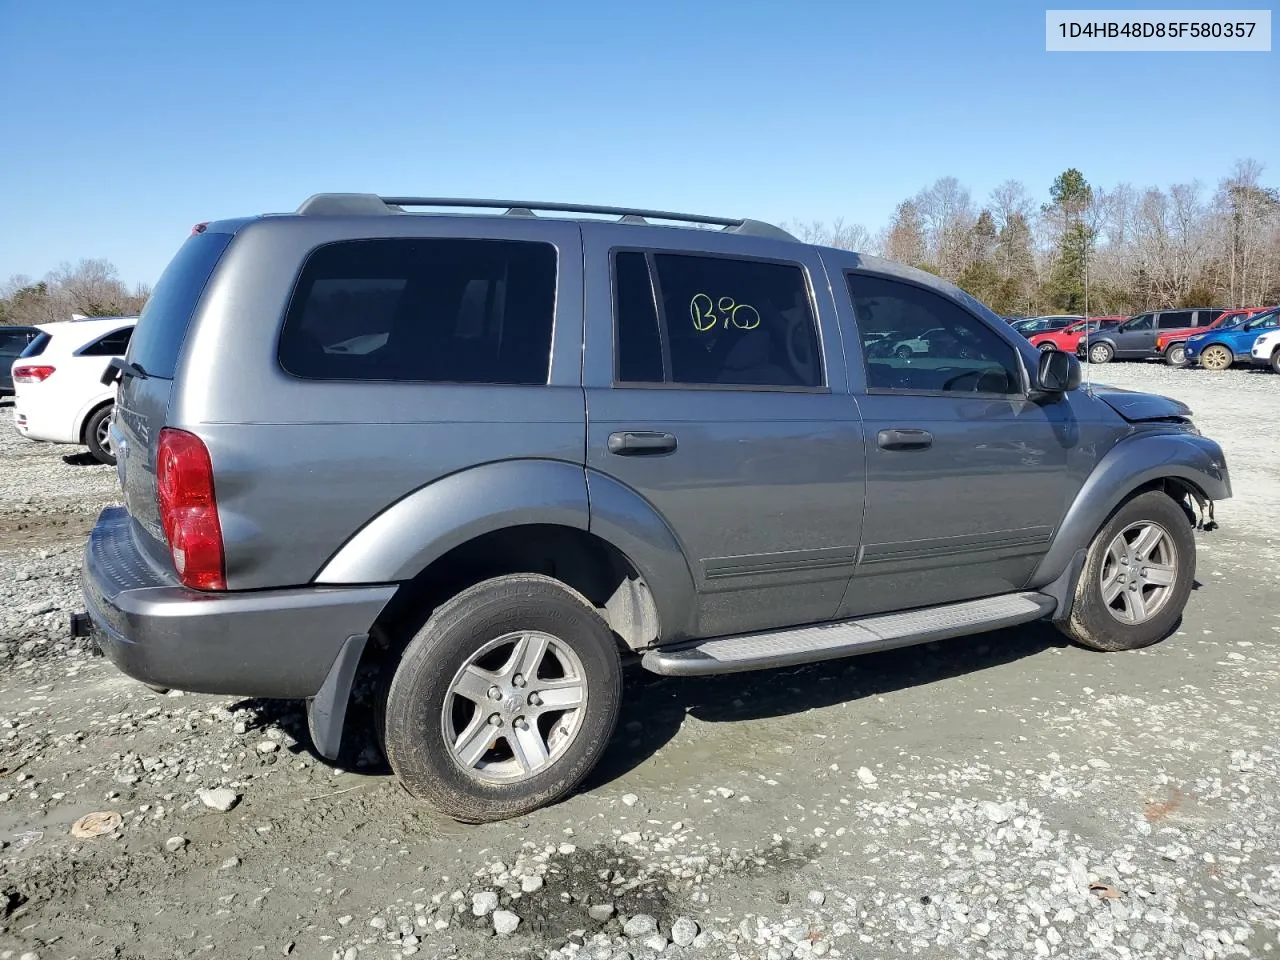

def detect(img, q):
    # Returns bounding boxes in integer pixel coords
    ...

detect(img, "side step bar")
[641,592,1055,677]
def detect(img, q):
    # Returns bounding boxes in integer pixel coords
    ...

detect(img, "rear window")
[127,231,233,379]
[278,238,557,384]
[19,332,52,359]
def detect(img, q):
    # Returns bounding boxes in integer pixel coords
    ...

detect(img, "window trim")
[843,269,1031,400]
[73,325,135,358]
[608,245,829,393]
[275,236,559,386]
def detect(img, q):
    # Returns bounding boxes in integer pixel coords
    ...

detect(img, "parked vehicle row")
[1154,307,1268,367]
[1068,305,1280,371]
[1181,307,1280,371]
[8,316,137,464]
[71,193,1230,823]
[1027,316,1125,354]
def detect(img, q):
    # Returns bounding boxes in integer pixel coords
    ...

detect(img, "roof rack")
[295,194,796,242]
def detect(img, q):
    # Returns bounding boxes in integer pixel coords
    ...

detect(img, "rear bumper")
[11,399,76,444]
[82,507,395,698]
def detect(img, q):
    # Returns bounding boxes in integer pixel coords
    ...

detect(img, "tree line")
[0,259,150,325]
[3,159,1276,327]
[785,158,1279,316]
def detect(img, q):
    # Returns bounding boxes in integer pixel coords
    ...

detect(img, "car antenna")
[1082,209,1091,391]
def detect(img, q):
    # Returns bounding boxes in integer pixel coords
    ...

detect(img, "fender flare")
[586,470,699,644]
[315,459,591,584]
[1030,432,1230,588]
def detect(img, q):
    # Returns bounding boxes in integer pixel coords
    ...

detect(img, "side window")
[79,327,134,356]
[1197,309,1224,326]
[613,252,663,383]
[1157,311,1193,329]
[279,238,556,384]
[845,274,1023,395]
[1125,314,1154,331]
[611,251,822,388]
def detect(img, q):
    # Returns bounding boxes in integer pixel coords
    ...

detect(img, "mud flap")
[306,634,368,761]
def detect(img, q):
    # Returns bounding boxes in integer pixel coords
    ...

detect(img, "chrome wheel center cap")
[501,693,522,715]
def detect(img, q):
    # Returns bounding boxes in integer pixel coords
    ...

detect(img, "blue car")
[1184,307,1280,371]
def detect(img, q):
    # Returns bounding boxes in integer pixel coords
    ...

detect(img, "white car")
[1251,327,1280,374]
[10,316,137,465]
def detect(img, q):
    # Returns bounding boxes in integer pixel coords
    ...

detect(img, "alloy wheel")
[1200,345,1231,371]
[1099,521,1178,625]
[442,631,588,783]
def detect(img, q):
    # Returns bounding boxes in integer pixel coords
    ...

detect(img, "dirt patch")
[0,513,95,549]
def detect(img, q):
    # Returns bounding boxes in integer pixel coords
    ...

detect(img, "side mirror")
[1037,348,1081,394]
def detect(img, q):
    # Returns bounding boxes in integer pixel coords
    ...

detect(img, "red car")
[1155,307,1269,366]
[1028,316,1126,353]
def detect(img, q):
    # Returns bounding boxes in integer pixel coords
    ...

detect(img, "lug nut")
[489,714,503,727]
[528,692,542,707]
[514,717,528,730]
[488,686,502,701]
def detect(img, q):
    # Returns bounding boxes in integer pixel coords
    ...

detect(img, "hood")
[1087,384,1192,422]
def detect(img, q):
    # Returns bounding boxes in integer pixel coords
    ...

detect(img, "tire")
[1200,344,1232,371]
[382,574,622,823]
[1270,348,1280,375]
[895,345,913,360]
[1087,342,1114,364]
[84,404,116,465]
[1057,491,1195,652]
[1164,344,1187,368]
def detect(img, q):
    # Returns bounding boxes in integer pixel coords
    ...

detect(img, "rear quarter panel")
[169,216,588,589]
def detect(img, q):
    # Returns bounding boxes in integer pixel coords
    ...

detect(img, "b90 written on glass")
[1046,9,1272,50]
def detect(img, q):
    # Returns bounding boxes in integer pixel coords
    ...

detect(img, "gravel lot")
[1,363,1278,960]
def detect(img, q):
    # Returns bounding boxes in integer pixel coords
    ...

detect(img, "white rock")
[807,890,826,907]
[856,767,877,786]
[714,787,735,799]
[164,836,187,852]
[623,913,658,937]
[257,740,279,753]
[472,891,499,916]
[621,793,638,807]
[980,801,1011,823]
[493,909,520,935]
[618,831,642,845]
[588,903,616,922]
[521,874,544,893]
[197,786,239,812]
[642,933,668,953]
[671,917,700,947]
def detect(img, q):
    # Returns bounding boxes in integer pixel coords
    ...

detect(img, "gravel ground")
[0,364,1278,960]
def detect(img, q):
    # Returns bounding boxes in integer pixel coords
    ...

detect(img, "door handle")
[877,428,933,451]
[608,431,677,456]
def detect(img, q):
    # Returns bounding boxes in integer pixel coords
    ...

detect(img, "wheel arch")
[1030,432,1229,591]
[76,395,115,446]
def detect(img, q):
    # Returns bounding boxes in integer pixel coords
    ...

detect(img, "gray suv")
[1078,308,1224,364]
[77,195,1231,823]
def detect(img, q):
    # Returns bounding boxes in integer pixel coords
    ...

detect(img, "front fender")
[315,459,590,584]
[1030,431,1230,587]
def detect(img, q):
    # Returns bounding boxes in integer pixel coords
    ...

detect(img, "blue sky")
[0,1,1274,285]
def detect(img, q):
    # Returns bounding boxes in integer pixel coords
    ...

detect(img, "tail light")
[156,428,225,591]
[12,365,55,383]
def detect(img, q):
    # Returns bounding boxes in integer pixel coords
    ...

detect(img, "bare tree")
[914,177,976,279]
[783,218,873,252]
